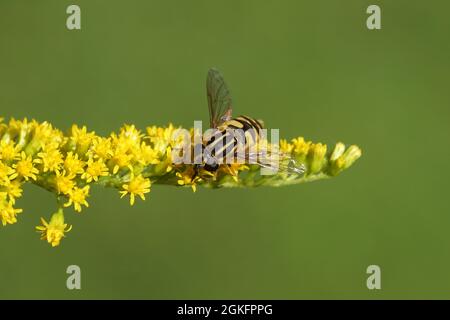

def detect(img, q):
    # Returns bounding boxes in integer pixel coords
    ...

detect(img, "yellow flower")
[146,125,159,138]
[82,158,109,182]
[31,121,64,148]
[176,167,200,192]
[0,192,22,226]
[36,209,72,247]
[147,145,172,175]
[0,140,20,162]
[11,151,39,181]
[146,124,178,153]
[119,124,143,144]
[64,185,90,212]
[292,137,311,156]
[2,180,23,204]
[146,124,173,143]
[229,163,249,176]
[137,142,160,165]
[55,171,76,194]
[63,151,85,175]
[162,146,174,173]
[36,145,64,173]
[280,139,294,154]
[111,130,140,158]
[213,163,249,183]
[120,173,150,205]
[7,117,30,136]
[109,145,133,174]
[0,161,15,183]
[70,125,95,154]
[89,137,113,160]
[33,121,54,141]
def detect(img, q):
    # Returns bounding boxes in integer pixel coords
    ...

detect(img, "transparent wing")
[235,150,306,175]
[206,68,233,128]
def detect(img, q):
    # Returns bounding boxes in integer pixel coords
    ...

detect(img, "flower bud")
[330,142,345,161]
[308,143,327,174]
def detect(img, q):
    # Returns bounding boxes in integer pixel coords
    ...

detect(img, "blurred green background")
[1,0,449,299]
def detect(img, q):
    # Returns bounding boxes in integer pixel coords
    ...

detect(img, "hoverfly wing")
[278,158,306,175]
[207,68,233,128]
[236,150,306,175]
[258,152,305,175]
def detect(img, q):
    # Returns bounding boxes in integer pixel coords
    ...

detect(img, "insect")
[196,68,305,177]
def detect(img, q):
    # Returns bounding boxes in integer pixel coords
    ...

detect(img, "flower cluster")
[0,117,361,247]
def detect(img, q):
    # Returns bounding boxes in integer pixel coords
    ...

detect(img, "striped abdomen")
[203,115,263,171]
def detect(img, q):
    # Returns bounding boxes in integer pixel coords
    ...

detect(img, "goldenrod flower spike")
[0,117,362,247]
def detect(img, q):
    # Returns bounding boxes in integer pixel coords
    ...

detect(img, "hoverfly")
[194,68,305,177]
